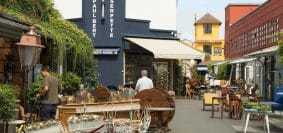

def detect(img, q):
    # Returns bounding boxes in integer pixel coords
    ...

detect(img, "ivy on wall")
[0,0,93,68]
[268,31,283,66]
[0,0,99,87]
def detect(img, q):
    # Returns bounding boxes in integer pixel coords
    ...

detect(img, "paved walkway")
[168,99,283,133]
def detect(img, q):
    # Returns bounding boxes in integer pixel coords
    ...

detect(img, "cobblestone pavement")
[168,99,283,133]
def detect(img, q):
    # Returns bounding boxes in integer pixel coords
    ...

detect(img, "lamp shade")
[16,26,45,67]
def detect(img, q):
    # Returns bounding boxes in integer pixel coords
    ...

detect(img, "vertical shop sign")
[109,0,114,38]
[92,0,97,38]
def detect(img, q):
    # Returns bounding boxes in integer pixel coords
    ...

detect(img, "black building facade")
[70,0,177,87]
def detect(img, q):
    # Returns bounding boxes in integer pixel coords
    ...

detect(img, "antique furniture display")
[57,99,141,126]
[93,86,111,102]
[135,88,175,129]
[203,93,219,111]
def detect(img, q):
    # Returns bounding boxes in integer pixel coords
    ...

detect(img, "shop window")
[214,47,222,56]
[203,23,212,34]
[203,45,212,54]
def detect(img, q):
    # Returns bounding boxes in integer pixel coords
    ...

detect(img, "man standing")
[37,66,61,120]
[135,70,154,92]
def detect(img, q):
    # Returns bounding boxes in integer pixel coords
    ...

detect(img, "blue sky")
[177,0,267,41]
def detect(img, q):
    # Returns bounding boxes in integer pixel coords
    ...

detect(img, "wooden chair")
[203,93,219,111]
[228,93,242,119]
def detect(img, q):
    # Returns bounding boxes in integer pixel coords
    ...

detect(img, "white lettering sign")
[92,0,97,38]
[109,0,115,38]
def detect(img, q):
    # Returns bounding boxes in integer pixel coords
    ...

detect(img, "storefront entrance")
[125,52,172,90]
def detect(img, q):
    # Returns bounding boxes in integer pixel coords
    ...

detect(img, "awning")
[213,61,227,66]
[244,45,278,57]
[229,58,256,64]
[124,37,205,60]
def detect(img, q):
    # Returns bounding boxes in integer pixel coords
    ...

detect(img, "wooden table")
[147,107,175,133]
[57,99,141,126]
[211,97,225,118]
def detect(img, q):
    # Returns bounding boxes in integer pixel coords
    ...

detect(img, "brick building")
[225,0,282,59]
[224,0,283,100]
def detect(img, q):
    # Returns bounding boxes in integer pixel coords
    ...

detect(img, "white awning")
[213,61,227,66]
[124,37,205,60]
[244,45,278,57]
[229,58,256,64]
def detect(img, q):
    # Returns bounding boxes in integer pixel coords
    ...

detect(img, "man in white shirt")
[135,70,154,92]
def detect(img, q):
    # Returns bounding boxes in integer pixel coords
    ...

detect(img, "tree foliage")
[217,62,230,80]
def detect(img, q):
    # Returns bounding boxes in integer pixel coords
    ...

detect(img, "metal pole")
[83,54,86,87]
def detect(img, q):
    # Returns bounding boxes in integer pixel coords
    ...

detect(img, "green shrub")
[62,72,82,95]
[0,84,17,121]
[24,78,43,111]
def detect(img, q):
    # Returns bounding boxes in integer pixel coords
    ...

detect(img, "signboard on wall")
[197,66,208,71]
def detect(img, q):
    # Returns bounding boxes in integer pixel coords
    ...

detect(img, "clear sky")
[177,0,267,41]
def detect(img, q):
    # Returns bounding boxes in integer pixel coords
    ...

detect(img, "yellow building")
[194,13,225,61]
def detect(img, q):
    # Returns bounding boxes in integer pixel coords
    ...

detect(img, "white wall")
[53,0,82,19]
[126,0,177,30]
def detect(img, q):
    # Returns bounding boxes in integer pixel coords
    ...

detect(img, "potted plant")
[0,84,17,132]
